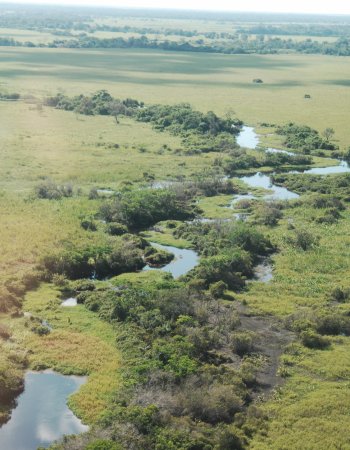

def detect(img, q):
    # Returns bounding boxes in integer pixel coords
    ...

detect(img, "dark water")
[143,242,199,278]
[0,371,88,450]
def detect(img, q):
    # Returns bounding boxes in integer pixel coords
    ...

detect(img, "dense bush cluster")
[223,148,312,174]
[39,235,146,280]
[272,173,350,199]
[175,221,274,290]
[276,123,338,153]
[99,188,197,230]
[136,102,241,137]
[44,90,143,117]
[61,282,266,449]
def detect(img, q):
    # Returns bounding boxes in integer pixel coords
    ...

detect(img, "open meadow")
[1,48,350,147]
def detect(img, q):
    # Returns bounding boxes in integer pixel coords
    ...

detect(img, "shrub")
[35,179,75,200]
[300,330,330,349]
[81,217,98,231]
[100,189,196,230]
[181,383,243,424]
[106,222,128,236]
[209,281,228,299]
[254,204,283,226]
[0,324,11,340]
[315,314,350,336]
[286,228,319,251]
[85,440,121,450]
[144,247,174,267]
[329,287,350,303]
[231,331,255,356]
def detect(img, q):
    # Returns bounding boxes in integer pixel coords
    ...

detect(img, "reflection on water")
[237,126,259,149]
[61,297,78,307]
[240,172,299,201]
[302,160,350,175]
[266,147,295,156]
[143,242,199,278]
[0,371,88,450]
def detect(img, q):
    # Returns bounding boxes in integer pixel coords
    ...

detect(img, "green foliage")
[277,123,338,152]
[100,188,196,230]
[254,203,283,226]
[285,228,320,251]
[85,440,121,450]
[40,237,144,280]
[106,222,128,236]
[209,280,228,298]
[144,246,174,267]
[329,287,350,303]
[44,90,142,117]
[273,173,350,198]
[300,330,331,349]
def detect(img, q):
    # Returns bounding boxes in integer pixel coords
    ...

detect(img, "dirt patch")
[234,302,295,396]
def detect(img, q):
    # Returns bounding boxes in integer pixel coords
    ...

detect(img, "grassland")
[1,48,349,148]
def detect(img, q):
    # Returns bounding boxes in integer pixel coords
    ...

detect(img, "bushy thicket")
[276,123,338,153]
[44,90,142,117]
[45,91,242,153]
[39,235,146,280]
[272,173,350,199]
[175,221,274,290]
[99,188,197,230]
[60,282,266,449]
[223,148,312,174]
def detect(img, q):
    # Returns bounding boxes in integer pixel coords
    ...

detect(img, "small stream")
[232,125,350,281]
[0,371,88,450]
[234,126,350,202]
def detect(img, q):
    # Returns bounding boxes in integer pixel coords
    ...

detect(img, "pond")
[0,370,88,450]
[143,242,199,278]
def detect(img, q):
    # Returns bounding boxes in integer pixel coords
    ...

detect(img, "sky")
[2,0,350,15]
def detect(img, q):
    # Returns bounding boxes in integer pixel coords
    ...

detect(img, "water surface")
[61,297,78,307]
[143,242,199,278]
[0,370,88,450]
[237,126,259,149]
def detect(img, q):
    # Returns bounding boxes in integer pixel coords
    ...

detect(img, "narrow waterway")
[234,126,350,202]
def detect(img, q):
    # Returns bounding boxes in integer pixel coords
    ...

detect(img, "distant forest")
[1,4,350,56]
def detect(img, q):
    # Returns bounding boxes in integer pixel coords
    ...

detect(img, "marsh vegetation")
[0,5,350,450]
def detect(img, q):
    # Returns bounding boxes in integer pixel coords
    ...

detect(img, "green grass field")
[1,47,349,148]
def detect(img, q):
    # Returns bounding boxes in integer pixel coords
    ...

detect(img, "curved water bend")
[0,370,88,450]
[237,126,260,149]
[235,126,349,202]
[143,242,199,278]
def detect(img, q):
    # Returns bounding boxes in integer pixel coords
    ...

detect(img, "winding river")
[234,126,350,203]
[0,371,88,450]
